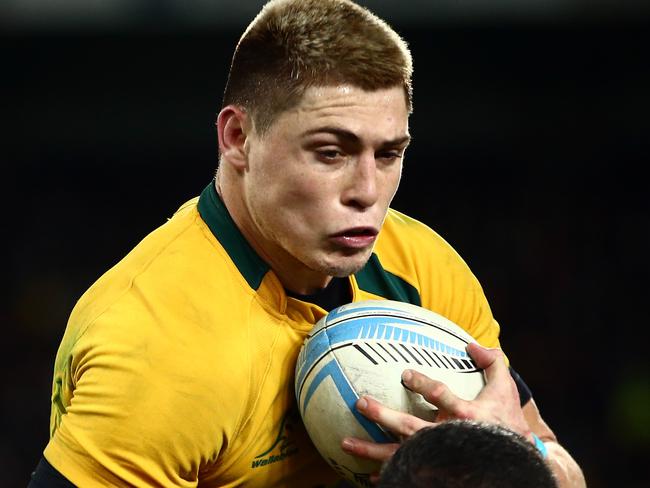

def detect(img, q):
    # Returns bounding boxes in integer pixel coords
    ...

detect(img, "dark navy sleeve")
[28,457,76,488]
[510,367,533,406]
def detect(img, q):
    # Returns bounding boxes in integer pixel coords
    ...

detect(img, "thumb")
[466,342,508,383]
[466,342,501,368]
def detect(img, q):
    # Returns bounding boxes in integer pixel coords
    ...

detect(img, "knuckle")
[401,417,421,436]
[454,405,472,420]
[424,382,447,402]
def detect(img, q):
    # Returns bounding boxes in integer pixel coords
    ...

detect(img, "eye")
[376,150,403,164]
[315,148,345,163]
[318,150,340,159]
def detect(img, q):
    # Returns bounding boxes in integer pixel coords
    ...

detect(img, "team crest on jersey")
[251,409,300,468]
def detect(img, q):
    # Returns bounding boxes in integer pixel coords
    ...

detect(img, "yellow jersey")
[44,181,502,487]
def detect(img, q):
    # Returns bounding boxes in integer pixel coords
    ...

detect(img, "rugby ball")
[294,299,486,487]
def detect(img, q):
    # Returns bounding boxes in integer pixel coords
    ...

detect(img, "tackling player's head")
[378,420,558,488]
[221,0,413,136]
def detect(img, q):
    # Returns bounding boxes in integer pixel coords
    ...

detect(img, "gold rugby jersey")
[44,181,502,487]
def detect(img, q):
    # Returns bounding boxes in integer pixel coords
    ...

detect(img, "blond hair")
[222,0,413,134]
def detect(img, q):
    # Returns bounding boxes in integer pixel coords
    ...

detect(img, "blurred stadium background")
[4,1,649,486]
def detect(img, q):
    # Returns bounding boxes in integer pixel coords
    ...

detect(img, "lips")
[330,227,378,249]
[332,227,378,237]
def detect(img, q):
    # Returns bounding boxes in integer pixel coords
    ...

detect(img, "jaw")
[274,243,374,294]
[312,245,375,277]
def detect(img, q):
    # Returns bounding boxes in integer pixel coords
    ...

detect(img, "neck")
[215,179,333,295]
[277,269,333,295]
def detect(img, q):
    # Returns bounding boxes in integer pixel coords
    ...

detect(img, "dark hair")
[221,0,413,135]
[378,420,558,488]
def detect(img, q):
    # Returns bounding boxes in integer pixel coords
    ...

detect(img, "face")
[237,85,410,293]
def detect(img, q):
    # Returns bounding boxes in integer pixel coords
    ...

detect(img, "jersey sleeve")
[44,305,245,487]
[510,367,533,406]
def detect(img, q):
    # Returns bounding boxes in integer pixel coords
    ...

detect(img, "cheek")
[380,167,403,203]
[283,175,333,209]
[255,177,327,233]
[392,170,403,197]
[282,194,331,230]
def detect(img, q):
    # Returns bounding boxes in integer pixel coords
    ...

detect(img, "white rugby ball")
[294,299,486,487]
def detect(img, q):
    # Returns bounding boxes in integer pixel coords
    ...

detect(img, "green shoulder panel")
[355,254,421,306]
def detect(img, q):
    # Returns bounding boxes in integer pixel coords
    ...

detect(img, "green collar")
[197,182,269,290]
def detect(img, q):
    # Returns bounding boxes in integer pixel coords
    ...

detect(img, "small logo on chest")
[251,409,300,468]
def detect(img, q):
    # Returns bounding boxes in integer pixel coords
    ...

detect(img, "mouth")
[329,227,379,249]
[332,226,378,237]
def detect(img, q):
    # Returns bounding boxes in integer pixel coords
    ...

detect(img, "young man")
[377,420,558,488]
[31,1,585,486]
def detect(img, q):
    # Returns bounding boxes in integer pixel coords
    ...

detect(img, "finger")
[401,369,464,414]
[466,342,509,384]
[341,436,399,463]
[466,343,522,420]
[356,396,432,437]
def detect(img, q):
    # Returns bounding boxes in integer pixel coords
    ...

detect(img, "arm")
[522,398,586,488]
[341,343,586,488]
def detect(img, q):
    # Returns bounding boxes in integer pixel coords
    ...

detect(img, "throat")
[286,277,352,312]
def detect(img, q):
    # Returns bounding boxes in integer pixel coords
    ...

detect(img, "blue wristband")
[532,434,548,458]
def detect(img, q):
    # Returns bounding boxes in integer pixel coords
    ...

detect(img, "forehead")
[271,84,410,141]
[300,84,408,111]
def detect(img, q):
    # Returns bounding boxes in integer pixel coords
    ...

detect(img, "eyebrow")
[301,126,411,148]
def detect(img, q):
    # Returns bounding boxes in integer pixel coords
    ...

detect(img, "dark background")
[3,1,649,486]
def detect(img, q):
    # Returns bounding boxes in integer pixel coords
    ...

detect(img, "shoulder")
[377,208,470,276]
[62,195,259,396]
[376,208,501,348]
[71,195,253,332]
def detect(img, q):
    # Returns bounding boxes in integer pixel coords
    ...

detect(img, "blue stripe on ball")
[302,358,393,443]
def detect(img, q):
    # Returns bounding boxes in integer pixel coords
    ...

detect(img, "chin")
[318,254,371,278]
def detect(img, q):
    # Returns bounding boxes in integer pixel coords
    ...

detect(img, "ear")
[217,105,250,170]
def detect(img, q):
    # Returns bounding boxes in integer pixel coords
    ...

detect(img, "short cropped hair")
[378,420,558,488]
[222,0,413,135]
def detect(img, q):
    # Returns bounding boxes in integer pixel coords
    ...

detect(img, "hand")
[341,343,533,465]
[407,342,532,439]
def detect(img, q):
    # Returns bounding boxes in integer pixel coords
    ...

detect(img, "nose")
[341,154,378,210]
